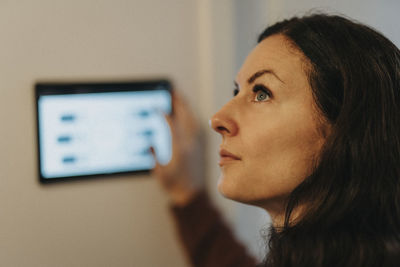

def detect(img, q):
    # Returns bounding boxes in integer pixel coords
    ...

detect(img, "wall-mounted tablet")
[35,80,172,183]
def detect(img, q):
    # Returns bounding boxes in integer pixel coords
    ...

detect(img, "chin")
[217,175,253,203]
[217,174,288,210]
[217,175,235,199]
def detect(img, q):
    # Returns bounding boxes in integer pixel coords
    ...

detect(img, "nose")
[210,104,238,136]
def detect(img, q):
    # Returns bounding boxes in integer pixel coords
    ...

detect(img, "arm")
[171,192,257,267]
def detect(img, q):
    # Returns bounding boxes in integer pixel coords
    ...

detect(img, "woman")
[151,14,400,267]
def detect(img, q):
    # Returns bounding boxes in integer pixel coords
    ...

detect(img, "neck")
[264,201,304,228]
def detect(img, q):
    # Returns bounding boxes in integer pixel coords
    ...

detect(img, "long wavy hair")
[257,14,400,267]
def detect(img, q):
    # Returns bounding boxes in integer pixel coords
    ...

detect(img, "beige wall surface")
[0,1,199,266]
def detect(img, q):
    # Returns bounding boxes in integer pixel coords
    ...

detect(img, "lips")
[219,148,241,166]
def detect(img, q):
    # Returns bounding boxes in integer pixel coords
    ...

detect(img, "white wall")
[0,1,199,266]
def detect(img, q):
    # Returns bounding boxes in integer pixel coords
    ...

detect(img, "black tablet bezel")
[35,79,172,184]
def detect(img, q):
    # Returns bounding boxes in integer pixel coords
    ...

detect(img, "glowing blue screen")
[37,90,171,179]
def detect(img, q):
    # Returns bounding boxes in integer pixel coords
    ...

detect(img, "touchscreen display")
[36,81,172,181]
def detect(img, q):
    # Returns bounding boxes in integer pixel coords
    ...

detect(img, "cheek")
[245,107,323,163]
[237,115,323,201]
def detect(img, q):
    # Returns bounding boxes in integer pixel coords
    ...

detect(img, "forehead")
[236,34,308,86]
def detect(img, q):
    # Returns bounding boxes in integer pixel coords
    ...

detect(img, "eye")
[233,82,239,97]
[253,84,272,102]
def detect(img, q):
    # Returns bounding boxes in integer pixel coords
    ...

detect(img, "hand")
[150,90,205,206]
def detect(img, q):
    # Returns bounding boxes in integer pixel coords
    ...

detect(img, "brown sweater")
[171,192,258,267]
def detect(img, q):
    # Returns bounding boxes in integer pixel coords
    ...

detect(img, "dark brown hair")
[258,14,400,267]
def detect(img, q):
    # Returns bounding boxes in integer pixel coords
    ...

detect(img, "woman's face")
[211,34,327,214]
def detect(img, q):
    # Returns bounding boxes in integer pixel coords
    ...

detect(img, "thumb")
[150,146,173,188]
[149,146,162,173]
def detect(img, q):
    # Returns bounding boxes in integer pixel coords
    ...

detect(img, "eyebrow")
[247,69,284,84]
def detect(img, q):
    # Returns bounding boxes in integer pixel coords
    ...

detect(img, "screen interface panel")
[37,87,171,180]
